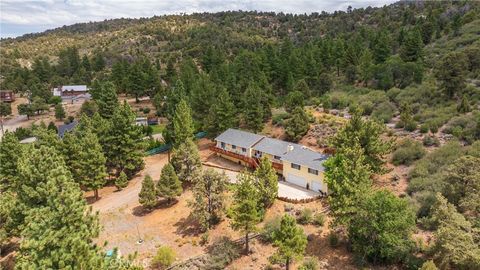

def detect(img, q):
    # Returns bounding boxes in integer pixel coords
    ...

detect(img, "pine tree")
[285,91,304,113]
[436,52,467,99]
[172,99,195,148]
[15,146,103,269]
[115,171,128,190]
[273,214,308,270]
[231,172,261,253]
[54,103,66,120]
[170,138,202,184]
[242,83,264,133]
[285,107,309,142]
[324,140,372,226]
[156,163,182,203]
[77,129,107,200]
[254,157,278,209]
[0,132,22,191]
[372,30,391,64]
[330,110,393,173]
[103,102,144,177]
[359,49,374,86]
[165,57,177,83]
[189,169,227,231]
[348,190,415,264]
[293,79,311,98]
[400,28,424,62]
[206,87,237,138]
[139,175,157,211]
[457,95,471,113]
[429,194,480,269]
[95,81,119,119]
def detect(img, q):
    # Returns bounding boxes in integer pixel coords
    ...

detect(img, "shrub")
[297,208,313,225]
[64,115,75,124]
[49,96,62,105]
[200,232,209,246]
[151,246,175,269]
[404,120,417,132]
[371,101,396,123]
[422,135,440,147]
[298,257,320,270]
[262,215,281,243]
[392,139,426,166]
[143,107,151,114]
[419,124,429,133]
[272,113,290,126]
[313,213,326,227]
[328,232,339,247]
[207,237,241,270]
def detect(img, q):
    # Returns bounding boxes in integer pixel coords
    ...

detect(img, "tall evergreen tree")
[139,175,157,211]
[103,102,144,177]
[0,132,22,191]
[242,83,264,132]
[189,169,227,231]
[400,28,424,62]
[170,138,202,184]
[231,172,261,253]
[273,214,308,270]
[172,99,195,148]
[330,110,392,173]
[324,140,372,226]
[77,129,107,200]
[15,146,103,269]
[359,49,374,86]
[435,52,467,99]
[206,87,237,138]
[156,163,182,203]
[285,107,309,142]
[254,157,278,209]
[95,81,119,119]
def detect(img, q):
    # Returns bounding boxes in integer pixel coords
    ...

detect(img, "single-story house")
[212,128,329,193]
[53,85,89,97]
[0,90,15,102]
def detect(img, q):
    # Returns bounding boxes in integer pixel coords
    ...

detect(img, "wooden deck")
[209,145,283,171]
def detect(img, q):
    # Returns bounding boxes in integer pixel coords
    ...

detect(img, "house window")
[220,142,225,149]
[242,148,246,152]
[291,163,301,170]
[232,145,237,149]
[308,168,319,175]
[274,155,281,160]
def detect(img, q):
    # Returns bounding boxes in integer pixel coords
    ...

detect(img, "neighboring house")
[212,128,329,193]
[53,85,89,97]
[0,90,15,102]
[135,117,148,126]
[58,121,78,138]
[19,137,37,144]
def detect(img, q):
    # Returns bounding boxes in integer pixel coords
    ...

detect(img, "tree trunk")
[167,150,171,162]
[94,189,99,200]
[245,232,249,253]
[286,257,290,270]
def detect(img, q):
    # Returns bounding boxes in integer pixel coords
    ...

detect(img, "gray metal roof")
[215,128,265,149]
[58,121,78,138]
[282,145,329,171]
[61,85,88,91]
[253,137,291,157]
[216,129,329,171]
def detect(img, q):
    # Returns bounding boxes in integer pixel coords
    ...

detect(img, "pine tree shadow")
[132,198,179,216]
[174,213,202,237]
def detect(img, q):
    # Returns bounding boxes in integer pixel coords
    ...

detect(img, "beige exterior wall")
[216,141,252,157]
[253,151,283,173]
[282,160,327,193]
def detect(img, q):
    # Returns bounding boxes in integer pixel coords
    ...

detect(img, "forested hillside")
[1,1,480,269]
